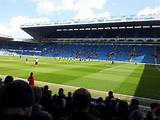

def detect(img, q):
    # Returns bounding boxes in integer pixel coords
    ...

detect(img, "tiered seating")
[134,46,154,64]
[0,41,158,64]
[112,45,133,62]
[158,46,160,64]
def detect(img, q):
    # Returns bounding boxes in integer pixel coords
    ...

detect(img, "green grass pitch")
[0,56,160,99]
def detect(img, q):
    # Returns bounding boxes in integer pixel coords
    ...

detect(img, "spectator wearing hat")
[0,80,35,120]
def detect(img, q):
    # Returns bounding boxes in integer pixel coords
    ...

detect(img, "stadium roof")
[21,18,160,41]
[21,14,160,28]
[0,34,13,41]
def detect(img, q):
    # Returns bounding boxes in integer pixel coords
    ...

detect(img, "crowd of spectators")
[1,42,159,63]
[0,75,160,120]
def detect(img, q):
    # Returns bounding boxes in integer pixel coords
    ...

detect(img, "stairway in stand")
[154,46,158,64]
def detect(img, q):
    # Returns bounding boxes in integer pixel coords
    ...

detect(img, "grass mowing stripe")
[114,65,144,96]
[0,56,160,99]
[64,63,135,92]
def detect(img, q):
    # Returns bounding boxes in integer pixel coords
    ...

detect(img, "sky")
[0,0,160,39]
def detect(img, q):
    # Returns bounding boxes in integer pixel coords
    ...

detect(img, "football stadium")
[1,14,160,119]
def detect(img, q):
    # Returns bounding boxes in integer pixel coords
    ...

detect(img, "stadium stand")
[0,41,159,64]
[158,47,160,64]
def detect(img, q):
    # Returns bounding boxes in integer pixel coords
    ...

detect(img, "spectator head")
[58,88,65,98]
[116,100,128,112]
[44,85,49,90]
[0,80,34,116]
[4,75,14,84]
[58,88,64,94]
[30,72,33,76]
[108,91,114,98]
[73,88,91,112]
[97,97,103,104]
[130,99,139,108]
[33,86,42,104]
[67,92,72,97]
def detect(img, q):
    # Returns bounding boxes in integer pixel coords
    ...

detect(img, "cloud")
[97,12,111,18]
[74,7,95,19]
[73,0,110,19]
[73,0,106,10]
[0,16,50,39]
[32,0,57,15]
[31,0,110,19]
[138,6,160,16]
[74,10,111,19]
[0,0,111,38]
[31,0,74,15]
[31,0,106,13]
[0,25,10,37]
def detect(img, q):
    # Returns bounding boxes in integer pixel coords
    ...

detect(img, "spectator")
[60,88,100,120]
[145,103,159,120]
[43,85,52,96]
[0,77,3,87]
[31,86,53,120]
[57,88,66,108]
[54,88,66,119]
[50,94,59,120]
[65,92,74,115]
[58,88,65,99]
[103,98,118,120]
[113,100,129,120]
[105,91,114,102]
[0,80,34,120]
[103,91,116,119]
[128,99,144,120]
[152,106,160,120]
[27,72,35,86]
[66,92,73,104]
[40,85,52,111]
[90,97,105,119]
[4,75,14,84]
